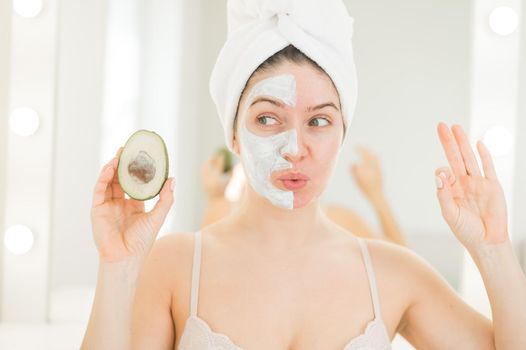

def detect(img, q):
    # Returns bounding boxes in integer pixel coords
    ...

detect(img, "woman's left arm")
[433,122,526,349]
[470,239,526,349]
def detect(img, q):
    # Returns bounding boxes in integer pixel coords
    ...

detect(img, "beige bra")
[178,231,392,349]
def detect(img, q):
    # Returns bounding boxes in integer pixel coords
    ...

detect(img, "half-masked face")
[233,62,344,209]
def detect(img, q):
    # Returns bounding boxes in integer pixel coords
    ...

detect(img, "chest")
[171,248,401,349]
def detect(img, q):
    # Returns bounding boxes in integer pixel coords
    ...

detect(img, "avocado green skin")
[216,147,233,173]
[117,129,169,201]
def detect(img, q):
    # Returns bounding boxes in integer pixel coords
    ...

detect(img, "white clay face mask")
[238,74,299,209]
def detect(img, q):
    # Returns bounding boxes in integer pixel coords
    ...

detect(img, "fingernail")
[170,179,175,191]
[439,172,447,180]
[435,176,443,189]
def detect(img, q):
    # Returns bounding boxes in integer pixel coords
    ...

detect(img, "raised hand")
[351,145,383,200]
[201,153,232,200]
[91,147,175,263]
[435,122,508,251]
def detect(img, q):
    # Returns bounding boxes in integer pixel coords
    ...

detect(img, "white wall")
[0,0,12,319]
[197,1,230,166]
[170,0,208,233]
[50,0,107,292]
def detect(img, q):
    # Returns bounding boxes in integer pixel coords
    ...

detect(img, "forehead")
[241,62,340,108]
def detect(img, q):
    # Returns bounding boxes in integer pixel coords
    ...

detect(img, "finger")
[213,153,225,172]
[115,146,124,158]
[355,145,371,161]
[451,124,482,177]
[148,178,175,232]
[359,145,375,160]
[104,156,122,201]
[434,166,456,186]
[93,147,124,206]
[437,122,467,177]
[111,147,126,199]
[93,156,119,208]
[476,140,497,180]
[111,169,125,199]
[205,154,221,172]
[435,168,459,226]
[355,144,366,156]
[201,158,212,174]
[350,163,358,176]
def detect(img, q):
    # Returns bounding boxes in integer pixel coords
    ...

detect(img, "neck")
[229,184,330,251]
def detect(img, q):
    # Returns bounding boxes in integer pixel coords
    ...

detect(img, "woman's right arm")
[80,147,175,350]
[81,258,144,349]
[351,145,407,246]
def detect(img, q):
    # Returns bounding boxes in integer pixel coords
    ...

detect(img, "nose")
[279,128,307,163]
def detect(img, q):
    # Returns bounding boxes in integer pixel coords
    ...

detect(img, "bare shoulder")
[363,238,463,328]
[364,238,446,286]
[142,232,194,299]
[141,231,206,330]
[150,231,195,261]
[364,239,494,348]
[144,232,197,295]
[324,203,375,238]
[131,231,198,348]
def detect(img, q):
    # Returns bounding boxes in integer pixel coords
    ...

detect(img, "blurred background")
[0,0,525,349]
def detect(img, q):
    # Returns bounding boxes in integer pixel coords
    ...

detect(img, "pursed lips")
[278,172,310,181]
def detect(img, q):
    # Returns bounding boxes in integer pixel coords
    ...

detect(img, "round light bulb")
[4,225,35,255]
[489,7,518,36]
[483,126,513,157]
[13,0,43,18]
[10,107,40,136]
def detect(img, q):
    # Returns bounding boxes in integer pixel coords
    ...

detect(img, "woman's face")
[233,61,344,209]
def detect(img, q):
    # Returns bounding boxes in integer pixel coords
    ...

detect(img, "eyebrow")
[250,97,340,112]
[306,102,340,112]
[250,97,284,108]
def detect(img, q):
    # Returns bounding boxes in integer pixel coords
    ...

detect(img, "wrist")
[206,192,226,201]
[366,190,386,204]
[468,238,514,269]
[99,256,145,280]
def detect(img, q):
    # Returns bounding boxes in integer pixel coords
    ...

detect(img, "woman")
[81,1,526,349]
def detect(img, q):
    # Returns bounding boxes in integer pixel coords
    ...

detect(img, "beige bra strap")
[190,230,202,317]
[357,238,382,319]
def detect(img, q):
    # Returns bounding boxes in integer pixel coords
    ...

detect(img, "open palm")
[435,123,508,250]
[91,147,175,263]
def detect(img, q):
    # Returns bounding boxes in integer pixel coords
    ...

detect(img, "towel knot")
[227,0,295,33]
[255,0,294,21]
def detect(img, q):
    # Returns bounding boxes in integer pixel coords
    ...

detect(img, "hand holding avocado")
[90,131,174,263]
[201,147,234,200]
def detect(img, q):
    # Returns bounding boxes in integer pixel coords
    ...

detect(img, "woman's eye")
[256,115,278,126]
[309,117,330,127]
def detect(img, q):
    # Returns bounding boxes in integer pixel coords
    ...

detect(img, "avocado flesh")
[118,130,169,201]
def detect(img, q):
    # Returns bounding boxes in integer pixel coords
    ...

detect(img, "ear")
[232,132,241,156]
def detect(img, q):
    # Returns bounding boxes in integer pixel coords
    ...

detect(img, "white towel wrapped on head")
[210,0,358,152]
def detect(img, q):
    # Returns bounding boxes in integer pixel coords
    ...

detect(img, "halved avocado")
[216,146,233,173]
[117,130,169,201]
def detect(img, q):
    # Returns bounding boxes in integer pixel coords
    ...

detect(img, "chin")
[292,192,316,209]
